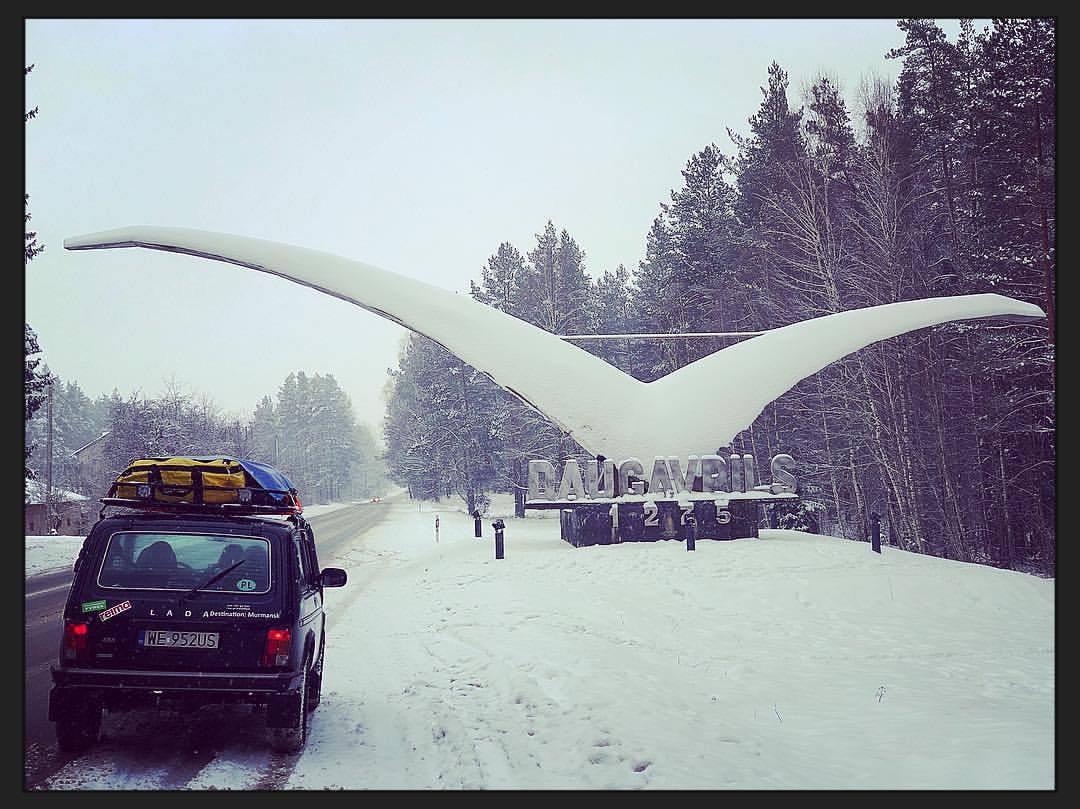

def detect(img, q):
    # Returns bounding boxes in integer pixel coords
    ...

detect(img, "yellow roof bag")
[111,457,249,504]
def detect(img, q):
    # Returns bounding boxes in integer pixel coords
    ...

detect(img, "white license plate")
[142,630,219,649]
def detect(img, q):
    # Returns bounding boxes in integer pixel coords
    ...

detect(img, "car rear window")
[96,531,272,594]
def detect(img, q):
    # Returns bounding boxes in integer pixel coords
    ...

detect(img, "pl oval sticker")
[236,578,256,592]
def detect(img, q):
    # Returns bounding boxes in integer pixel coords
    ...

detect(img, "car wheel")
[270,665,308,754]
[55,702,102,753]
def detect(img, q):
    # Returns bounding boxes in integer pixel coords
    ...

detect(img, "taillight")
[63,621,90,662]
[262,628,291,667]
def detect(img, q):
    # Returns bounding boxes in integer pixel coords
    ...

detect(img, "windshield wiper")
[180,559,246,605]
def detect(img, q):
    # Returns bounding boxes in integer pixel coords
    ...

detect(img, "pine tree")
[307,373,356,502]
[25,65,44,265]
[24,327,50,479]
[274,372,306,492]
[517,221,595,336]
[25,64,48,480]
[631,216,679,380]
[383,335,454,501]
[250,395,278,464]
[473,242,527,315]
[590,264,635,374]
[672,144,744,360]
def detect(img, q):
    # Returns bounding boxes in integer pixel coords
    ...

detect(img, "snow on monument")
[64,226,1045,466]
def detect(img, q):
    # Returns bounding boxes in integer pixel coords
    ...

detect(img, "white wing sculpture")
[65,226,1046,463]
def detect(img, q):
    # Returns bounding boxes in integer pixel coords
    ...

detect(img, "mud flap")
[48,686,97,721]
[266,690,302,728]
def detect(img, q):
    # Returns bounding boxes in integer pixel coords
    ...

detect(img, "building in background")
[71,431,110,498]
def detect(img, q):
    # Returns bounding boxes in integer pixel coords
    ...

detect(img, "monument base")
[557,500,764,548]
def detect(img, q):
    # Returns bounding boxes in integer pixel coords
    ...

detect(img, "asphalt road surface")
[24,499,394,789]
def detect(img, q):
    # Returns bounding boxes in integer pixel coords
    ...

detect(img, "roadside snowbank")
[25,535,84,577]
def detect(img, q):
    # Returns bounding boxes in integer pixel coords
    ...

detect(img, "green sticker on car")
[81,599,107,613]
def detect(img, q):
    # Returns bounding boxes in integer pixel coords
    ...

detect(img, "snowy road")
[24,500,395,790]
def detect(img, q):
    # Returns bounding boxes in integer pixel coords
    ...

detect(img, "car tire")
[55,702,102,753]
[270,664,308,754]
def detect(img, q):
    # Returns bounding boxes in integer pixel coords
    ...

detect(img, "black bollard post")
[492,519,505,560]
[870,511,881,554]
[684,515,696,552]
[473,510,482,538]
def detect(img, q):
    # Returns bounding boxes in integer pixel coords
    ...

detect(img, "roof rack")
[99,484,303,521]
[98,505,306,526]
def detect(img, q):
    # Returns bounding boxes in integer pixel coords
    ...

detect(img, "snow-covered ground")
[25,535,85,577]
[28,494,1054,789]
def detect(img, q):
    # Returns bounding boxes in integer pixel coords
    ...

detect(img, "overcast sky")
[25,19,973,432]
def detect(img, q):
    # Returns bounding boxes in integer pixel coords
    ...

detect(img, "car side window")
[305,532,320,582]
[293,535,308,590]
[302,536,320,586]
[294,532,320,592]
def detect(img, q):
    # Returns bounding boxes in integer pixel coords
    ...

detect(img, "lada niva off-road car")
[48,457,347,754]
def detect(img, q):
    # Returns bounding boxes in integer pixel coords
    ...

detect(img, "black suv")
[49,507,347,754]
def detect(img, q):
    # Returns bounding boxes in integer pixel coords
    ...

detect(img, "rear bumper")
[50,665,307,728]
[50,664,302,694]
